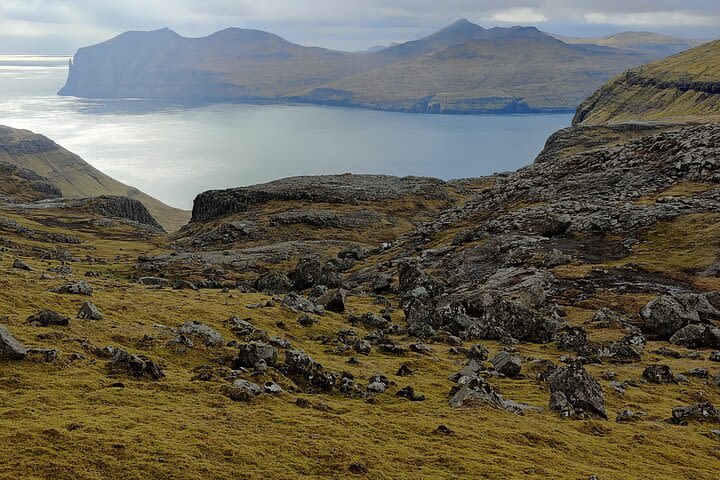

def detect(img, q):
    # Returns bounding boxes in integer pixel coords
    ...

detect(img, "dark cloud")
[0,0,718,53]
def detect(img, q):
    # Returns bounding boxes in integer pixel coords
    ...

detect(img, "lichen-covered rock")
[77,301,103,320]
[178,321,223,347]
[641,294,720,339]
[316,288,347,313]
[669,323,720,349]
[281,349,336,392]
[27,309,70,327]
[547,363,606,419]
[234,342,278,369]
[107,348,165,380]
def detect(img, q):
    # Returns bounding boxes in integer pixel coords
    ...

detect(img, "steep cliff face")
[574,40,720,125]
[190,174,453,223]
[59,27,384,100]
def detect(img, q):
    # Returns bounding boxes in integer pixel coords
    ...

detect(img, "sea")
[0,54,573,209]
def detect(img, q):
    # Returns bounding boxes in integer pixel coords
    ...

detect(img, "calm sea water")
[0,55,572,209]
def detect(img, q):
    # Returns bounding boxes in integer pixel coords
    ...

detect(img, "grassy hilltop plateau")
[3,33,720,480]
[59,19,699,114]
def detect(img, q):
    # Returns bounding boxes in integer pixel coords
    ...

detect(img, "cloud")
[0,0,718,53]
[584,11,718,27]
[491,8,548,24]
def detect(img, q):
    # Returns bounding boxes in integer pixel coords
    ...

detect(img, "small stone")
[12,259,33,271]
[396,386,425,401]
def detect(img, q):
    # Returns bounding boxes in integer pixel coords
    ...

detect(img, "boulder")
[670,402,720,425]
[396,386,425,402]
[670,323,720,349]
[316,288,347,313]
[27,309,69,327]
[281,349,336,392]
[12,259,33,271]
[107,348,165,380]
[52,281,93,296]
[281,293,324,315]
[234,342,278,369]
[225,379,263,401]
[254,271,293,294]
[491,351,522,378]
[641,294,720,339]
[179,321,224,347]
[467,344,489,361]
[138,277,169,287]
[546,363,606,419]
[448,377,533,413]
[642,364,676,384]
[553,326,588,354]
[77,301,103,320]
[0,326,27,360]
[290,258,323,291]
[616,409,646,423]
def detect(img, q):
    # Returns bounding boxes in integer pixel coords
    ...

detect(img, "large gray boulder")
[641,294,720,339]
[547,363,606,419]
[0,326,27,360]
[669,324,720,349]
[234,342,278,369]
[178,321,223,347]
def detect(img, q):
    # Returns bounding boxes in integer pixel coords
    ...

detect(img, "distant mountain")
[59,20,683,114]
[0,125,189,231]
[574,39,720,125]
[59,27,388,99]
[553,31,703,58]
[364,42,400,53]
[292,27,650,113]
[375,18,488,60]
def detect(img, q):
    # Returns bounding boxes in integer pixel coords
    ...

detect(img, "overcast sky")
[2,0,719,54]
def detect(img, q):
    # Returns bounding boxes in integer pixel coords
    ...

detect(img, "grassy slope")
[0,126,189,232]
[575,40,720,125]
[1,190,720,479]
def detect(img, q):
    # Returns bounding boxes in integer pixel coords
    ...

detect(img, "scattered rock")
[52,281,93,296]
[547,363,606,419]
[77,301,103,320]
[616,409,645,423]
[12,259,33,271]
[642,364,676,384]
[670,402,720,425]
[106,348,165,380]
[396,386,425,401]
[178,321,223,346]
[27,309,69,327]
[0,326,27,360]
[491,351,522,378]
[234,342,278,369]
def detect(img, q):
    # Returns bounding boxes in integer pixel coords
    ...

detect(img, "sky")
[1,0,719,54]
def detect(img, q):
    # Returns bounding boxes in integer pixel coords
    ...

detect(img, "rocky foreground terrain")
[3,41,720,480]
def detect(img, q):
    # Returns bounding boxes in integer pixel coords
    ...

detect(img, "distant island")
[59,19,703,114]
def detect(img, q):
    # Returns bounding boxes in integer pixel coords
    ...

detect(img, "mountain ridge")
[58,20,699,114]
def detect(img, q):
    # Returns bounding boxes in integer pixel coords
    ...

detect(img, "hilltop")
[58,20,687,114]
[0,126,189,231]
[574,39,720,125]
[554,31,703,58]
